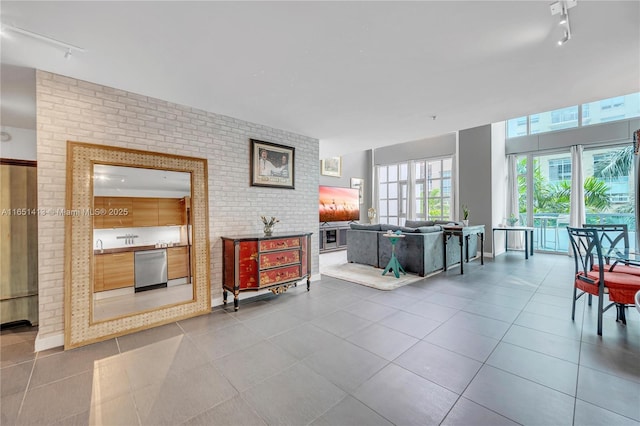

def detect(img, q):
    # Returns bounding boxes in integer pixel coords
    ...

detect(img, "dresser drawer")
[259,250,300,269]
[259,265,301,287]
[259,237,301,252]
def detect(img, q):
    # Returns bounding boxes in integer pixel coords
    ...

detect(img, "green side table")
[382,233,406,278]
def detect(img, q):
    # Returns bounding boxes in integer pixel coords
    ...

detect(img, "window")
[378,157,453,224]
[582,93,640,125]
[548,158,572,182]
[530,106,578,134]
[506,92,640,138]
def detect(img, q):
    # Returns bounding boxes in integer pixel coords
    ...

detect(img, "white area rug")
[321,262,425,291]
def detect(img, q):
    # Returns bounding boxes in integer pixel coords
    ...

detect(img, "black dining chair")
[566,227,640,335]
[586,223,640,277]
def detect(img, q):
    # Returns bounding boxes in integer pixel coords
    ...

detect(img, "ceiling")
[1,1,638,157]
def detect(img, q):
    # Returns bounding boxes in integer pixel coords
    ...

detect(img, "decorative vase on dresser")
[221,232,312,311]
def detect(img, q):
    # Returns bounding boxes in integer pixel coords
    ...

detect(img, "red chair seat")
[586,270,640,305]
[593,263,640,277]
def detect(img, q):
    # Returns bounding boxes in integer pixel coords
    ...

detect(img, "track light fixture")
[550,0,576,46]
[0,24,85,58]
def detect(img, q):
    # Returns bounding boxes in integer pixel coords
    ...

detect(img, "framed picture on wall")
[250,139,295,189]
[350,177,364,204]
[320,157,342,177]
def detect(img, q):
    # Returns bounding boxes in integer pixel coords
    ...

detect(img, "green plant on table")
[462,205,470,220]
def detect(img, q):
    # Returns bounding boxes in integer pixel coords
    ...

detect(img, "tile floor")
[1,252,639,425]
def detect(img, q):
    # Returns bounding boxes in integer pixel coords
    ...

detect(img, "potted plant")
[507,214,518,227]
[462,205,470,226]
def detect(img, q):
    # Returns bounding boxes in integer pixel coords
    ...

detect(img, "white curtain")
[569,145,586,254]
[506,154,523,249]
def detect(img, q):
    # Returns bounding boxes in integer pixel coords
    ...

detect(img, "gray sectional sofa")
[346,220,478,276]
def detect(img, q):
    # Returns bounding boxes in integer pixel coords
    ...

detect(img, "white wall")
[35,71,319,349]
[0,126,36,160]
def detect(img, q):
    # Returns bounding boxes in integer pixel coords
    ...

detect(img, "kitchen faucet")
[96,239,103,252]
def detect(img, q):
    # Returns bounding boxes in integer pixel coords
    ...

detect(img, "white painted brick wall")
[36,70,319,342]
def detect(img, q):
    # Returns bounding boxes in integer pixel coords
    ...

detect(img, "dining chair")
[566,227,640,335]
[586,223,640,277]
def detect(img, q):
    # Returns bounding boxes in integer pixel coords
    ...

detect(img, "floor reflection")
[93,284,193,321]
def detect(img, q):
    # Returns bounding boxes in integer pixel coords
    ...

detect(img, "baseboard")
[35,331,64,352]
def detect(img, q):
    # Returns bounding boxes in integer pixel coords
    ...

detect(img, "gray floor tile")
[177,309,240,335]
[1,391,23,426]
[1,360,33,397]
[515,311,583,340]
[287,297,341,321]
[134,364,237,426]
[241,362,345,426]
[444,311,511,340]
[182,394,268,426]
[463,365,575,426]
[394,283,434,300]
[403,300,459,322]
[117,322,184,352]
[346,300,398,322]
[29,338,119,388]
[367,291,419,309]
[216,340,297,392]
[310,395,394,426]
[0,340,36,368]
[502,325,581,363]
[192,323,263,360]
[268,323,344,359]
[524,299,580,321]
[441,397,520,426]
[461,299,522,323]
[475,292,530,310]
[579,341,640,383]
[425,292,473,309]
[17,371,93,425]
[379,310,442,339]
[354,363,458,426]
[312,290,363,309]
[424,323,500,362]
[577,366,640,421]
[395,340,482,394]
[303,340,387,393]
[346,323,418,360]
[573,399,640,426]
[312,310,373,338]
[240,310,302,338]
[486,342,578,396]
[54,393,140,426]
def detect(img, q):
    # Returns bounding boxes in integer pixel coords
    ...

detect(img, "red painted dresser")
[221,233,313,310]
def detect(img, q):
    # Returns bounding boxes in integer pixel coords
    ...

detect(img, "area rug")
[321,262,425,290]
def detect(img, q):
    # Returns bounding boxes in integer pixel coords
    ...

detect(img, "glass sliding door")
[584,145,636,250]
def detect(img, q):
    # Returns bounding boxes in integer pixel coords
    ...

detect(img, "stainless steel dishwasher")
[134,249,168,292]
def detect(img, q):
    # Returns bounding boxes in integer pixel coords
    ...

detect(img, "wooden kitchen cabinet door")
[101,252,134,291]
[93,255,104,292]
[101,197,134,228]
[167,246,189,279]
[132,198,159,227]
[158,198,185,226]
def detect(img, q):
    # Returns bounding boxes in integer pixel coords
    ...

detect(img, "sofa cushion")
[416,225,442,233]
[350,223,382,231]
[434,220,463,226]
[405,220,435,228]
[380,224,418,233]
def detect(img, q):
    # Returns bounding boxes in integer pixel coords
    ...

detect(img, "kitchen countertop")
[94,244,189,255]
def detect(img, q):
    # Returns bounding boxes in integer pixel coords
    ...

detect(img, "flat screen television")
[319,185,360,223]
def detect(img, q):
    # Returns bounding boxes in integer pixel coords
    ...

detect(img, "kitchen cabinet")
[94,196,186,228]
[158,198,185,226]
[221,233,312,311]
[167,246,189,279]
[100,197,134,228]
[94,252,135,292]
[132,198,159,227]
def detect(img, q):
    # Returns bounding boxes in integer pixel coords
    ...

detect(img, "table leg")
[465,235,470,262]
[459,235,464,275]
[505,231,508,253]
[480,232,484,265]
[443,234,448,271]
[492,229,495,259]
[530,230,534,256]
[525,230,529,259]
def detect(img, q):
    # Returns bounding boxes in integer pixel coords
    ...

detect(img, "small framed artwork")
[250,139,295,189]
[350,177,364,204]
[320,157,342,177]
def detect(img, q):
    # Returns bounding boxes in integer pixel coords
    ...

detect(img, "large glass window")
[507,116,527,138]
[530,106,579,134]
[548,158,572,182]
[582,93,640,125]
[378,157,453,224]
